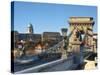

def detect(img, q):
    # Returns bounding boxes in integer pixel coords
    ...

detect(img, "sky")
[12,1,97,34]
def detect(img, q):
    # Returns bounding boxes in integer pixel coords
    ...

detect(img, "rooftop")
[43,32,61,36]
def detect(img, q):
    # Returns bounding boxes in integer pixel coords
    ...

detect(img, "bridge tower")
[68,17,95,64]
[68,17,94,52]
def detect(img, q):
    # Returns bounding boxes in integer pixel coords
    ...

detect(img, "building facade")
[13,23,63,50]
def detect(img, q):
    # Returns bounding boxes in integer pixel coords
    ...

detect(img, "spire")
[28,23,32,27]
[27,23,34,34]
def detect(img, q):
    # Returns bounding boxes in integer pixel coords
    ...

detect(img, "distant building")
[11,31,19,50]
[12,23,41,49]
[18,33,41,43]
[13,23,35,43]
[27,23,34,34]
[42,32,62,42]
[12,23,63,49]
[42,32,62,48]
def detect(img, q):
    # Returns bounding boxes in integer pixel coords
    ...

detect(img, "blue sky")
[12,1,97,34]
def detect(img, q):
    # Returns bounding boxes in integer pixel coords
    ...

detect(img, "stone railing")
[15,56,75,74]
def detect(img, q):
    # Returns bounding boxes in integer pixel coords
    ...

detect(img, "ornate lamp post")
[61,28,68,59]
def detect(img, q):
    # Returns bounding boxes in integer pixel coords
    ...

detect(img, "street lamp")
[61,28,68,49]
[61,28,68,59]
[61,28,68,37]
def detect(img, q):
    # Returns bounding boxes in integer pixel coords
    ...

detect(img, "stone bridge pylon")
[66,17,95,64]
[68,17,94,52]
